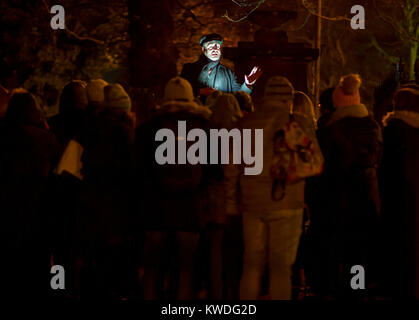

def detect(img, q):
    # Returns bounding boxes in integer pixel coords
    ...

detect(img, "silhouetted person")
[0,90,60,299]
[78,83,135,300]
[137,77,212,300]
[320,74,382,298]
[380,86,419,299]
[49,80,88,147]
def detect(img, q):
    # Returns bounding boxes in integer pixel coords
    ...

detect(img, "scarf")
[197,55,220,89]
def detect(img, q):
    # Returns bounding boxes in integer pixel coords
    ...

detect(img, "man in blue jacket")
[181,33,262,99]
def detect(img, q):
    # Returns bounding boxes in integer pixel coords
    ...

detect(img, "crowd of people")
[0,71,417,301]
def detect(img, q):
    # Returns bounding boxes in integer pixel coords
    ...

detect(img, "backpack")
[270,114,323,200]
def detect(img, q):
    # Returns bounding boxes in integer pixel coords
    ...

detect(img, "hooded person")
[234,90,255,115]
[293,91,317,128]
[380,86,419,299]
[320,73,382,298]
[86,79,108,117]
[223,76,321,300]
[0,90,60,298]
[203,93,243,299]
[180,33,262,101]
[49,80,89,147]
[136,76,213,300]
[77,83,135,299]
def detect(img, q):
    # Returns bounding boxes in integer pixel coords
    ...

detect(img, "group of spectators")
[0,72,417,300]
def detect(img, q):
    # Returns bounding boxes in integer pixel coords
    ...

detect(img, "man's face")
[202,40,222,61]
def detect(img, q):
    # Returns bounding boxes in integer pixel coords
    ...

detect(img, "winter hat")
[104,83,131,112]
[86,79,108,104]
[264,76,294,101]
[393,87,419,112]
[234,91,254,113]
[332,74,361,108]
[163,77,195,103]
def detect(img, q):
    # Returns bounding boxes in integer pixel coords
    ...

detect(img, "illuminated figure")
[181,33,262,98]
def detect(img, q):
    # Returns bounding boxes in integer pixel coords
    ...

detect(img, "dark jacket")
[77,109,135,247]
[181,55,251,97]
[380,110,419,298]
[0,94,61,247]
[136,100,214,231]
[320,104,382,264]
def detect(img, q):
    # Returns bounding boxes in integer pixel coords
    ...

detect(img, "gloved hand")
[245,66,262,86]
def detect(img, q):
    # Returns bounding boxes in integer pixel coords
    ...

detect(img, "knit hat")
[199,33,223,47]
[163,77,195,103]
[86,79,108,103]
[332,74,361,108]
[104,83,131,112]
[264,76,294,101]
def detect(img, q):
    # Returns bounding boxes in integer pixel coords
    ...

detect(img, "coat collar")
[382,110,419,128]
[327,104,369,126]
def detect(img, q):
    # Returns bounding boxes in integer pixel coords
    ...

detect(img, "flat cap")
[199,33,223,46]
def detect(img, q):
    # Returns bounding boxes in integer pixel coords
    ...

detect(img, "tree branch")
[370,36,399,63]
[42,0,104,45]
[222,0,266,23]
[301,0,351,22]
[176,0,205,27]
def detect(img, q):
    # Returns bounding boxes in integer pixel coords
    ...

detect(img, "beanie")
[163,77,195,103]
[332,74,361,108]
[87,79,108,103]
[104,83,131,112]
[264,76,294,101]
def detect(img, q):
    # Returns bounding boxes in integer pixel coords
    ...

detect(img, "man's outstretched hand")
[245,66,262,86]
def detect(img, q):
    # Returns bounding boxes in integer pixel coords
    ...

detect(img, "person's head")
[332,74,362,108]
[163,76,195,104]
[200,33,223,62]
[319,87,335,116]
[104,83,132,113]
[6,89,45,128]
[158,77,211,119]
[86,79,108,108]
[210,93,242,129]
[263,76,294,110]
[392,86,419,112]
[0,84,9,118]
[233,91,254,114]
[293,91,315,121]
[205,90,223,110]
[59,80,88,114]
